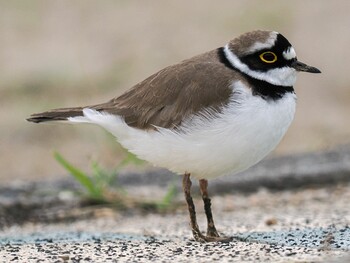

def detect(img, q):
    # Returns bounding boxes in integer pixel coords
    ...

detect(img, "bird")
[27,30,321,242]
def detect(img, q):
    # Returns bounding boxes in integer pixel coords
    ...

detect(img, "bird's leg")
[199,179,220,237]
[182,173,207,242]
[198,179,233,242]
[182,174,232,243]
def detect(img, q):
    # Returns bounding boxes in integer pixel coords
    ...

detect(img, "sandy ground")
[1,1,350,183]
[1,148,350,262]
[1,184,349,262]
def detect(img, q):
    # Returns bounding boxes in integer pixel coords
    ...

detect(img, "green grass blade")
[54,152,100,198]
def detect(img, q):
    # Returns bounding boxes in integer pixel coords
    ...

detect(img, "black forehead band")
[273,33,293,54]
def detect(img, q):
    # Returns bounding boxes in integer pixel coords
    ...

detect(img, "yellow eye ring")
[259,51,277,63]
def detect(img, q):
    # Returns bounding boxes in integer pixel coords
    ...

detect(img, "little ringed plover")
[28,30,321,242]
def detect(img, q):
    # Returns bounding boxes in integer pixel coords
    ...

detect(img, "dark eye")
[259,51,277,63]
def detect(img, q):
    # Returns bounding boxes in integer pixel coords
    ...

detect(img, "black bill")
[291,61,321,73]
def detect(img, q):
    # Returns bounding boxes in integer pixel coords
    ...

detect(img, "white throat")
[223,44,297,87]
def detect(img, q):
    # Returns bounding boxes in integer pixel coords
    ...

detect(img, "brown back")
[28,49,244,129]
[93,49,241,130]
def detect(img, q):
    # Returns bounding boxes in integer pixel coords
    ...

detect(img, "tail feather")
[27,107,84,123]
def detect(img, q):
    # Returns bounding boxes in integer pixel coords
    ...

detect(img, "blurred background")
[1,0,350,184]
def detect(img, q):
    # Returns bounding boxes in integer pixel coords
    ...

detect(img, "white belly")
[72,81,296,179]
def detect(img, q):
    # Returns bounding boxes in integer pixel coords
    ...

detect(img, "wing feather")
[95,50,238,130]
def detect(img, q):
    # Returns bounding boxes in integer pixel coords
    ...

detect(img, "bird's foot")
[192,230,233,243]
[203,235,233,243]
[206,226,220,238]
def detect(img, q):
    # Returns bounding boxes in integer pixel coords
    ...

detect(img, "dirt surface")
[1,184,349,262]
[0,148,350,262]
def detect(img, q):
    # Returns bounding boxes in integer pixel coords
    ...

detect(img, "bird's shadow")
[232,225,350,250]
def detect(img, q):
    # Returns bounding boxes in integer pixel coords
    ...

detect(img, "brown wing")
[94,50,238,130]
[28,49,240,128]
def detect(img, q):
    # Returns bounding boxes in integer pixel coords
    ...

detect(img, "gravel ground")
[1,147,350,262]
[1,183,349,262]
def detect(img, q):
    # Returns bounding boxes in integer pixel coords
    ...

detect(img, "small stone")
[265,218,277,226]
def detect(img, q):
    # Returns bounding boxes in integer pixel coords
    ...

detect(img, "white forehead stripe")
[283,47,297,60]
[246,31,278,55]
[223,44,297,87]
